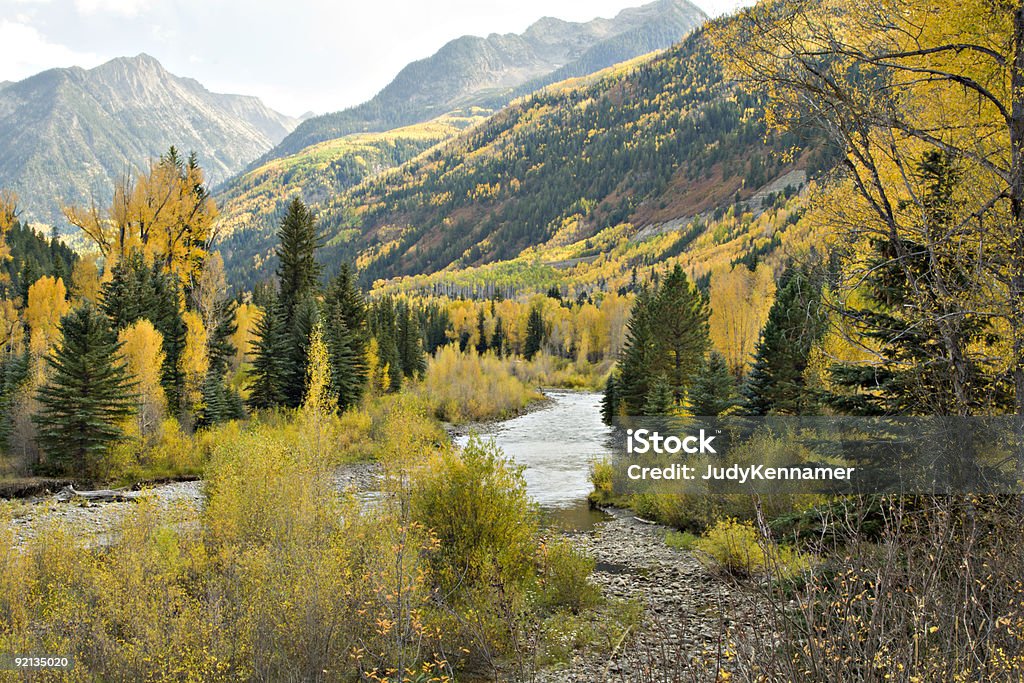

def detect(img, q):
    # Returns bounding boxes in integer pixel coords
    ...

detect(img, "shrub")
[419,345,540,423]
[535,538,601,613]
[696,517,807,579]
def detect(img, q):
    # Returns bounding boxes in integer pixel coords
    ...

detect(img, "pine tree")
[397,300,426,378]
[34,303,136,476]
[248,296,287,410]
[643,375,675,416]
[652,264,710,404]
[475,309,489,355]
[491,316,505,357]
[744,265,824,415]
[323,265,368,411]
[691,351,736,416]
[273,198,322,408]
[524,305,545,360]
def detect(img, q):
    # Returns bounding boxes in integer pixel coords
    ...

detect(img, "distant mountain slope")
[0,54,300,225]
[214,114,485,282]
[220,27,837,291]
[265,0,706,161]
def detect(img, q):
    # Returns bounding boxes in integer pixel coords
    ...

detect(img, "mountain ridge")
[0,54,300,226]
[262,0,707,161]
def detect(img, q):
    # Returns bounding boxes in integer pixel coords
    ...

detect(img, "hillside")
[217,27,833,290]
[215,114,487,284]
[264,0,706,161]
[0,54,300,225]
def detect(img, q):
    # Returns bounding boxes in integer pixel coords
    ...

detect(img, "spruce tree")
[274,198,322,407]
[651,264,710,403]
[744,265,824,415]
[34,303,136,476]
[601,372,619,425]
[614,289,658,415]
[475,309,489,355]
[249,295,288,410]
[0,350,29,451]
[373,296,402,391]
[397,301,426,378]
[524,305,545,360]
[323,265,368,411]
[491,316,505,357]
[691,351,736,416]
[643,375,675,416]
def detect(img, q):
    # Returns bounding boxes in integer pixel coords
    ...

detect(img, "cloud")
[74,0,151,16]
[0,20,101,81]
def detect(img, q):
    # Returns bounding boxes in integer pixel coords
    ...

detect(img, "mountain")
[218,27,838,291]
[264,0,707,161]
[0,54,301,225]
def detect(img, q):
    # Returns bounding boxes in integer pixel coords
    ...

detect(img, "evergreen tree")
[0,351,29,451]
[491,316,506,357]
[524,305,545,360]
[373,296,403,391]
[323,265,368,411]
[827,151,1009,415]
[475,309,489,355]
[34,304,135,476]
[272,198,322,408]
[691,351,736,416]
[744,265,824,415]
[643,375,675,416]
[396,300,426,378]
[248,296,288,410]
[601,372,619,425]
[652,264,710,403]
[100,253,188,417]
[613,289,658,415]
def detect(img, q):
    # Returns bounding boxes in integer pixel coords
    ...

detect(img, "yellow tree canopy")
[0,190,17,285]
[25,276,70,356]
[63,148,217,288]
[118,319,167,427]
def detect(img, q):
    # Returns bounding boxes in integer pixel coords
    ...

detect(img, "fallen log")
[55,485,147,503]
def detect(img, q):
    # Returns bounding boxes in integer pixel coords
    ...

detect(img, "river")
[455,390,613,530]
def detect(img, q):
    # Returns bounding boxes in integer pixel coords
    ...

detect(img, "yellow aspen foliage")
[63,150,217,287]
[0,299,23,353]
[181,310,209,404]
[192,252,227,331]
[709,264,776,376]
[25,276,70,356]
[230,302,261,371]
[0,190,16,282]
[365,337,389,394]
[303,323,333,417]
[117,319,167,434]
[70,254,102,304]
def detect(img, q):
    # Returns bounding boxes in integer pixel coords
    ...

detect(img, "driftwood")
[55,485,146,503]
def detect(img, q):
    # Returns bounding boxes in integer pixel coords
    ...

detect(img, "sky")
[0,0,752,117]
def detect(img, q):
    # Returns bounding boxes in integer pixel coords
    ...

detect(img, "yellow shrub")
[695,518,807,579]
[419,345,541,423]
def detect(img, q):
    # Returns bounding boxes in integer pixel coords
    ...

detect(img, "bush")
[536,538,601,613]
[696,518,807,579]
[410,437,539,598]
[419,345,541,423]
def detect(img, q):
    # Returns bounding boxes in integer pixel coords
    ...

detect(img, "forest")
[2,0,1024,680]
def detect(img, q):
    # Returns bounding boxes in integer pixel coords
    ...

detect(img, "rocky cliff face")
[0,54,299,225]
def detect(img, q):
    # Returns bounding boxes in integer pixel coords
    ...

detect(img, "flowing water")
[455,390,613,530]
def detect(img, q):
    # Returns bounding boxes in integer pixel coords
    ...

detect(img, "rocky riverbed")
[538,507,771,682]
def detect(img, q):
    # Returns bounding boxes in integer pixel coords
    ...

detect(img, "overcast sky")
[0,0,751,117]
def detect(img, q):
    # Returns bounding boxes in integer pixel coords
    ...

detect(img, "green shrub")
[665,530,698,551]
[536,538,601,613]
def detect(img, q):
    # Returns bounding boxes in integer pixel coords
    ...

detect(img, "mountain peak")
[264,0,708,160]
